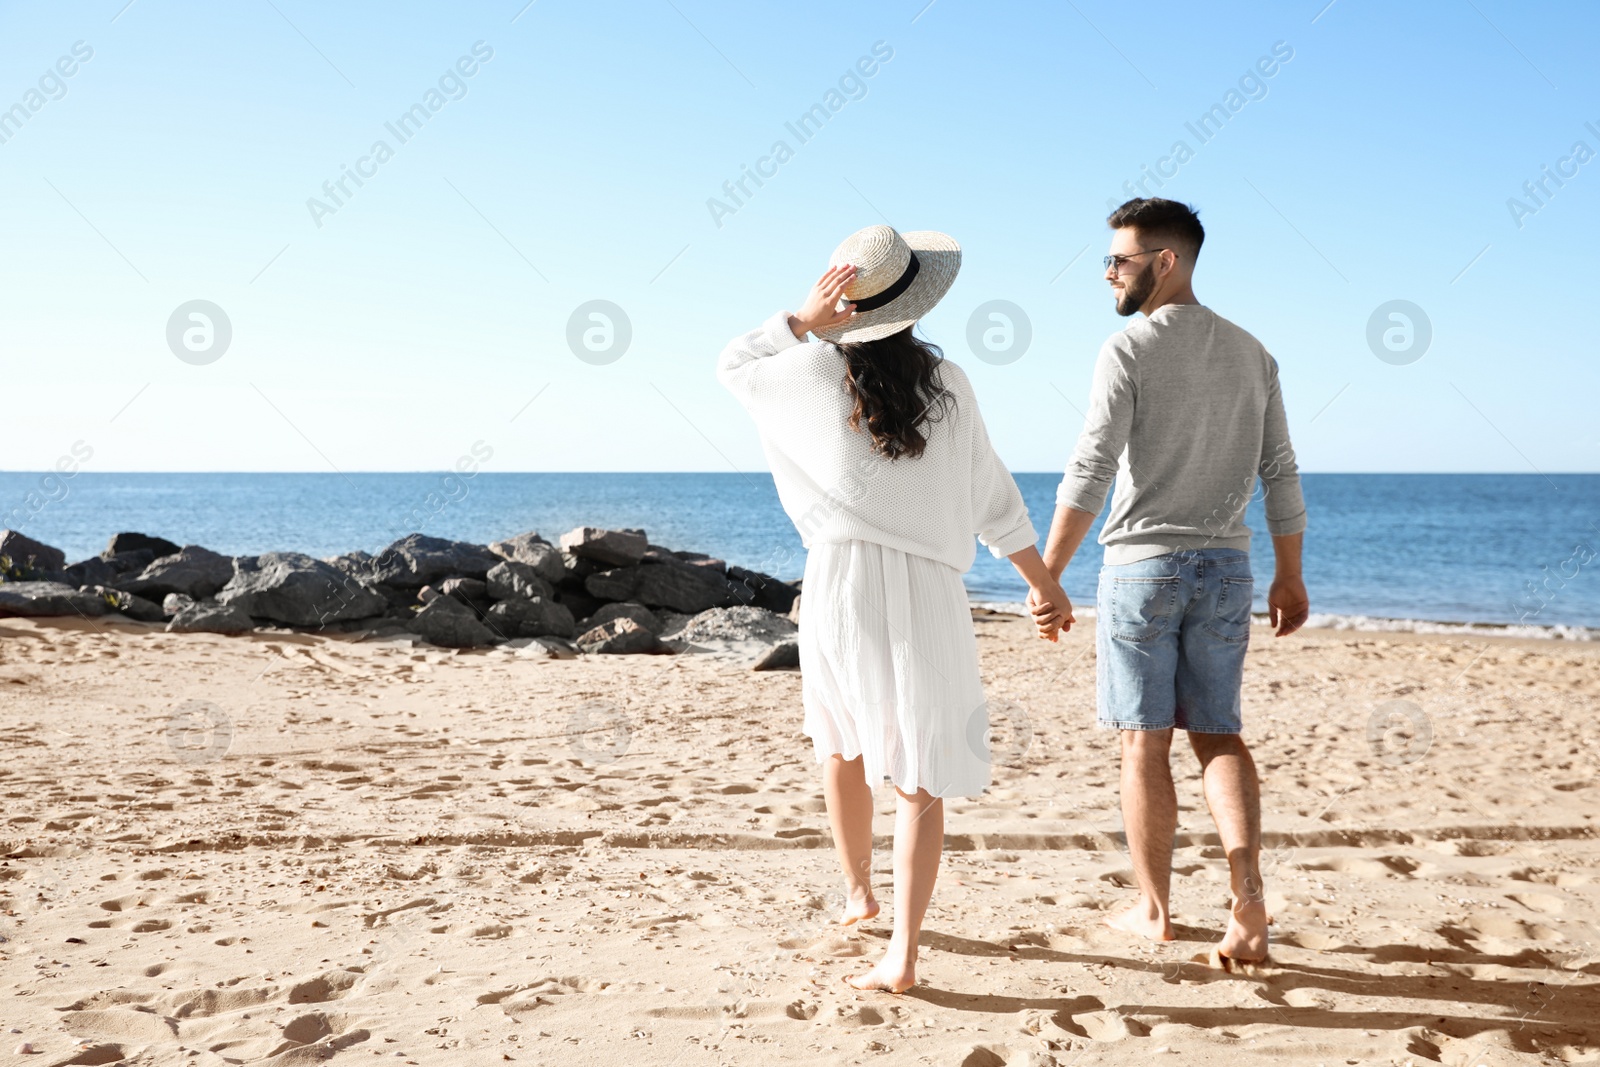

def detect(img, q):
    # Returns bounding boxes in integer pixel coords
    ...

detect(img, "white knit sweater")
[717,311,1037,573]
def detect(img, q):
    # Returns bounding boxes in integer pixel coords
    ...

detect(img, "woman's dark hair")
[836,326,955,460]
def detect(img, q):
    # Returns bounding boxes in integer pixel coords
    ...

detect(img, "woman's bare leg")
[823,755,878,923]
[847,786,942,992]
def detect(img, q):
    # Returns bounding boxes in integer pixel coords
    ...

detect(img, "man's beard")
[1114,262,1156,317]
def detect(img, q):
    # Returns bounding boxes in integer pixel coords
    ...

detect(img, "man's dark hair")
[1107,198,1205,263]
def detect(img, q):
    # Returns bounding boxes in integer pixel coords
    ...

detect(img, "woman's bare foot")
[1103,898,1175,942]
[1214,896,1269,965]
[839,894,880,926]
[843,955,915,994]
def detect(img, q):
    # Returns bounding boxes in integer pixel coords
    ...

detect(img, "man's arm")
[1268,531,1308,637]
[1041,504,1097,581]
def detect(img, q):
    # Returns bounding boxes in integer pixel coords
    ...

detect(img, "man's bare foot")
[1104,901,1175,942]
[839,895,880,926]
[843,957,915,994]
[1214,896,1269,965]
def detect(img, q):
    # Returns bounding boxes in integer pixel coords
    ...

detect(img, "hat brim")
[813,230,961,344]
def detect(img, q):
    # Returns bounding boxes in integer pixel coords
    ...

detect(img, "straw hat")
[812,225,961,344]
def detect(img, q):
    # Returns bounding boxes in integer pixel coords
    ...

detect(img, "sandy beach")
[2,611,1596,1066]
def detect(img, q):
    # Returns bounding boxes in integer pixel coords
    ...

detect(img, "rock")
[217,552,389,627]
[118,545,236,599]
[439,576,492,617]
[668,605,800,668]
[167,599,254,634]
[408,596,499,648]
[370,534,501,589]
[373,585,418,619]
[676,605,799,644]
[323,550,374,577]
[726,565,801,614]
[559,527,648,568]
[64,556,119,589]
[584,567,639,602]
[102,547,156,575]
[633,561,743,614]
[582,601,662,635]
[656,548,727,575]
[506,635,581,659]
[93,586,166,622]
[0,531,67,575]
[163,592,196,617]
[485,560,554,602]
[752,639,800,671]
[576,617,662,655]
[558,550,603,588]
[488,532,567,585]
[418,585,442,605]
[555,589,604,621]
[0,581,110,618]
[484,597,576,639]
[103,532,181,560]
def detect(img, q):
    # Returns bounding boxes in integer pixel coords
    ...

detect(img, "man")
[1031,197,1309,965]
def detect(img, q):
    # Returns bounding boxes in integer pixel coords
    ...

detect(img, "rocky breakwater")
[0,526,801,668]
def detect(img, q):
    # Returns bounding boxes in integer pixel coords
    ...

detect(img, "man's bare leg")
[1189,732,1269,962]
[846,786,942,992]
[823,755,878,924]
[1105,728,1177,941]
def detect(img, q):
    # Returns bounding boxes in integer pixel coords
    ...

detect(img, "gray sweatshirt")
[1056,303,1307,565]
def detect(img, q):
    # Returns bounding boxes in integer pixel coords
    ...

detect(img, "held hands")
[1026,579,1075,643]
[787,264,858,341]
[1268,572,1310,637]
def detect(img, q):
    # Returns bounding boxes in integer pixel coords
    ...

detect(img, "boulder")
[439,577,492,619]
[163,593,196,617]
[0,531,66,575]
[554,589,605,622]
[408,596,499,648]
[323,550,374,578]
[576,617,662,655]
[582,601,663,635]
[102,548,156,575]
[752,640,800,671]
[559,527,648,568]
[217,552,389,627]
[93,586,166,622]
[655,547,727,575]
[370,534,501,589]
[488,532,567,585]
[584,567,639,602]
[726,565,801,614]
[676,605,799,645]
[373,584,419,619]
[119,545,235,599]
[484,596,576,639]
[167,599,254,634]
[65,556,119,589]
[103,532,181,560]
[558,550,603,587]
[633,561,743,614]
[485,560,554,602]
[0,581,110,618]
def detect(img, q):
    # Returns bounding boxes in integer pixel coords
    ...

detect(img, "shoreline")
[969,600,1598,641]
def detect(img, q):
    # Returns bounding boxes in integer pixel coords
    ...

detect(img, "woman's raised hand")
[787,264,858,340]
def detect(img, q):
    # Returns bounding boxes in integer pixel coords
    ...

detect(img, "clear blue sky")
[2,0,1595,474]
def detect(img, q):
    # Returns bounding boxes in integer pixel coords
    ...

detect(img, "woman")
[717,225,1072,993]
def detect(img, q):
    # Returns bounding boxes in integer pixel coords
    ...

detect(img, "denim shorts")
[1095,549,1253,734]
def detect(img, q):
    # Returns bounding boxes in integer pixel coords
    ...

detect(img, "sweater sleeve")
[716,310,804,408]
[1258,355,1308,536]
[1056,337,1136,515]
[966,377,1038,558]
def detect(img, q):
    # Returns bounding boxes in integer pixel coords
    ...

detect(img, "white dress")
[717,311,1038,800]
[799,540,991,798]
